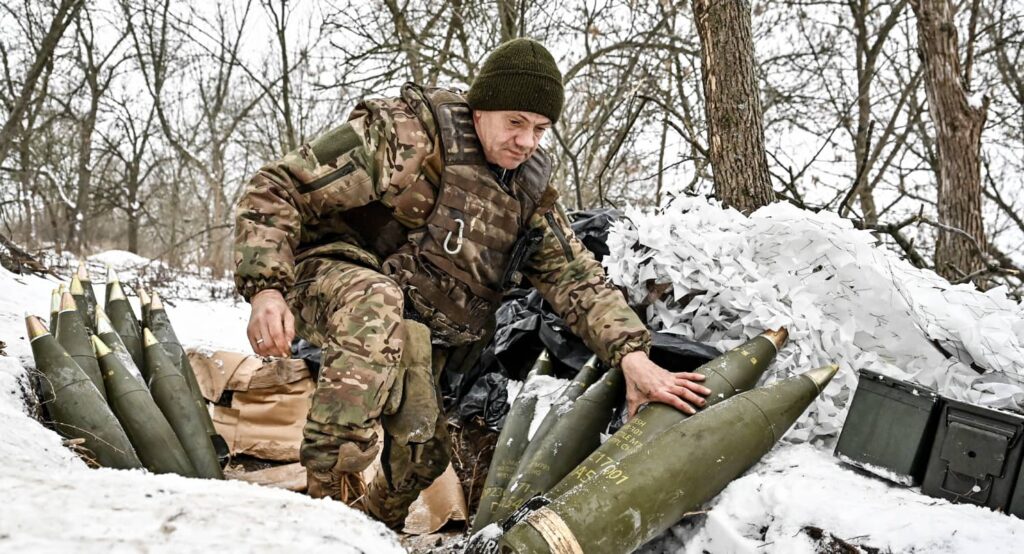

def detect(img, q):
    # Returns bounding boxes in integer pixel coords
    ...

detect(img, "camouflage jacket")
[234,86,651,366]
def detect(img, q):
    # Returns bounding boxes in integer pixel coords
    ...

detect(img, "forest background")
[0,0,1021,297]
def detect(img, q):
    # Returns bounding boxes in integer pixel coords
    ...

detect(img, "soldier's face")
[473,110,551,170]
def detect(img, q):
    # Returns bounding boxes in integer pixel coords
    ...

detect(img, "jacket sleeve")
[522,205,652,367]
[233,99,432,301]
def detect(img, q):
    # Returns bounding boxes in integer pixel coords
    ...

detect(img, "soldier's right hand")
[621,350,710,419]
[247,288,295,357]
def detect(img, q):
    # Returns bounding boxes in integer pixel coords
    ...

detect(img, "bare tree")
[0,0,84,163]
[243,0,337,160]
[909,0,990,283]
[96,97,159,254]
[262,0,298,153]
[123,0,269,274]
[63,5,128,251]
[839,0,910,225]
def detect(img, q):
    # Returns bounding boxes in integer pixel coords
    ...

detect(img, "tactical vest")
[379,84,558,345]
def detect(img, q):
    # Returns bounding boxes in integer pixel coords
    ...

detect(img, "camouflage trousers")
[287,257,450,527]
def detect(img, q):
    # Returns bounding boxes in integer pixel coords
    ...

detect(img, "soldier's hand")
[620,350,710,420]
[247,288,294,357]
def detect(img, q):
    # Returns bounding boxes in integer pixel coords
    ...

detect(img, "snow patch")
[835,452,915,486]
[527,375,570,439]
[640,444,1024,554]
[88,249,155,270]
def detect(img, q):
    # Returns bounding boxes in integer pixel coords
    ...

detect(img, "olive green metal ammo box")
[922,399,1024,513]
[835,369,941,485]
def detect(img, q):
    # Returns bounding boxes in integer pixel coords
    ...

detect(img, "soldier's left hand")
[620,350,710,420]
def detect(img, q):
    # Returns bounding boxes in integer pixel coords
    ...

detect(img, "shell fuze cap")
[468,38,564,124]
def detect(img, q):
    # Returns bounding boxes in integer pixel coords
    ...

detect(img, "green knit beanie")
[468,38,564,123]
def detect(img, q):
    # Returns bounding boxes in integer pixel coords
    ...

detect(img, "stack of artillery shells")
[468,328,832,554]
[26,315,141,469]
[25,265,224,479]
[473,350,555,533]
[487,354,606,525]
[546,328,789,499]
[93,335,197,476]
[495,364,839,554]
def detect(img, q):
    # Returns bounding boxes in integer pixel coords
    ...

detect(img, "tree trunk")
[268,0,297,153]
[497,0,519,41]
[208,146,230,276]
[909,0,988,283]
[69,95,99,252]
[17,132,37,250]
[128,212,140,254]
[852,0,879,225]
[692,0,774,215]
[125,155,141,254]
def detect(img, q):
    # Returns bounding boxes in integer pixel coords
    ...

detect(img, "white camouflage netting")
[602,196,1024,442]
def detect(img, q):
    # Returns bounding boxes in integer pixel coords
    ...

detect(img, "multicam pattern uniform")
[234,87,650,525]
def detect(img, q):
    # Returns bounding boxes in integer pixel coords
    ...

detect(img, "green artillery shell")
[147,293,226,458]
[49,286,63,331]
[55,293,106,401]
[93,336,197,476]
[96,307,145,385]
[26,316,142,469]
[138,287,151,325]
[74,262,100,333]
[546,328,788,499]
[77,262,100,318]
[143,329,223,479]
[490,355,604,524]
[472,350,555,533]
[497,365,839,554]
[104,265,116,306]
[148,293,211,416]
[70,275,94,334]
[495,367,625,519]
[106,275,144,371]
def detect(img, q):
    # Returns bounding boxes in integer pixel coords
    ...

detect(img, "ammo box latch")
[937,413,1021,502]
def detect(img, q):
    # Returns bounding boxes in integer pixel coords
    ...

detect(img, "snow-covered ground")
[644,444,1024,553]
[0,253,402,553]
[4,197,1024,554]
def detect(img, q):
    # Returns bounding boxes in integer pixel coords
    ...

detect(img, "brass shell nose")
[26,315,49,339]
[802,364,839,392]
[761,327,789,351]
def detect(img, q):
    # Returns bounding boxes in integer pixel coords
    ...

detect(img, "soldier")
[233,38,711,528]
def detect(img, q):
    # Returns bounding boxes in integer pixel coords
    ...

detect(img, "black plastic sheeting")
[568,208,621,262]
[454,372,514,430]
[291,339,323,380]
[454,325,721,430]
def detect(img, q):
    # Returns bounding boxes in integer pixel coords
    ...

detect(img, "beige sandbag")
[403,464,469,535]
[191,348,468,534]
[188,349,312,462]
